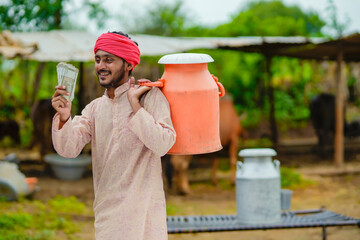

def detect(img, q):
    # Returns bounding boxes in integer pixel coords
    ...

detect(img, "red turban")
[94,33,140,69]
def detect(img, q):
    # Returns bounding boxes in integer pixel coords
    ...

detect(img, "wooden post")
[77,62,85,115]
[22,60,29,105]
[266,55,278,147]
[334,44,344,168]
[31,62,46,105]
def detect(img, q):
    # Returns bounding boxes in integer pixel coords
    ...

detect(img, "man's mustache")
[97,70,111,75]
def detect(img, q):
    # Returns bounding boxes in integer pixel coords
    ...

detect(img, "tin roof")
[0,30,327,62]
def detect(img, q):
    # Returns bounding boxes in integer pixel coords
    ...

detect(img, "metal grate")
[167,209,360,234]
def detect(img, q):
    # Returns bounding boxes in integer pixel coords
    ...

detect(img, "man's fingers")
[129,77,135,88]
[52,96,68,108]
[55,85,66,89]
[137,79,151,84]
[137,86,152,95]
[52,100,65,109]
[53,86,70,98]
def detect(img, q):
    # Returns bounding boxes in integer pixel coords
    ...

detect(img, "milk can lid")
[238,148,277,157]
[158,53,214,64]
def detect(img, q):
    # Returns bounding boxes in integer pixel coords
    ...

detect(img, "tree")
[324,0,350,38]
[188,0,325,37]
[130,0,190,36]
[0,0,64,31]
[181,1,328,136]
[0,0,107,31]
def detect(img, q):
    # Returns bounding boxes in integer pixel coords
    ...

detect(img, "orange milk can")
[140,53,225,155]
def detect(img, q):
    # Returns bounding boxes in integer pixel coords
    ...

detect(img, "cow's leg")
[170,155,192,195]
[229,136,239,185]
[211,158,219,186]
[317,130,327,158]
[162,155,173,189]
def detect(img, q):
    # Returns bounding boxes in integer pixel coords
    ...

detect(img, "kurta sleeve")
[128,87,176,156]
[52,102,93,158]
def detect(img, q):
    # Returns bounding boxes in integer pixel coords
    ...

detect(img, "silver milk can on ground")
[236,148,281,224]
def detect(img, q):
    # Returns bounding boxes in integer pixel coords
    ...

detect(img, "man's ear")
[126,63,133,71]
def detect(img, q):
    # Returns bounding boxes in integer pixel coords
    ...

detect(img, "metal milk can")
[236,148,281,224]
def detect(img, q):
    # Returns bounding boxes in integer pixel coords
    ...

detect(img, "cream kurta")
[52,82,176,240]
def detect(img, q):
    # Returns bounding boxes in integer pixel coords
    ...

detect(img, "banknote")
[56,62,79,101]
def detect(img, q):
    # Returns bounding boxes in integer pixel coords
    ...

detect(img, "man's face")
[94,50,132,89]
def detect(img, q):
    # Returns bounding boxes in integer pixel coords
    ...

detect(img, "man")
[51,31,176,239]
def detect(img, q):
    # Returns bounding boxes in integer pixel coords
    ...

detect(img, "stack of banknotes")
[56,62,79,101]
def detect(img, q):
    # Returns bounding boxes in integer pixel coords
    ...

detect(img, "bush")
[281,167,312,188]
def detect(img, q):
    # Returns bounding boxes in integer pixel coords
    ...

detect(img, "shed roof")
[276,33,360,62]
[0,30,326,62]
[0,30,37,59]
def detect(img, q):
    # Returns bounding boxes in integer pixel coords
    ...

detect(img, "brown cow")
[169,97,246,195]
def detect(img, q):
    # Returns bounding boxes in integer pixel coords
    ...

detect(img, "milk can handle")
[273,159,280,174]
[212,75,225,97]
[237,161,243,170]
[138,78,165,88]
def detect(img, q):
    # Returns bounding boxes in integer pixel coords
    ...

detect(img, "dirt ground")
[1,145,360,240]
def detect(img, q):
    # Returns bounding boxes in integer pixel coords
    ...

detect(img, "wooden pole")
[265,55,278,147]
[31,62,46,105]
[77,62,85,115]
[22,60,29,105]
[334,44,344,168]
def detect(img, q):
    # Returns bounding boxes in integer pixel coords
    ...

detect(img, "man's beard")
[98,62,126,89]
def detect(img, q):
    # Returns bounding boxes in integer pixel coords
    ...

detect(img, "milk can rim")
[238,148,277,157]
[158,53,214,64]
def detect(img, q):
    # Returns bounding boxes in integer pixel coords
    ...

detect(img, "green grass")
[281,167,313,189]
[0,196,91,240]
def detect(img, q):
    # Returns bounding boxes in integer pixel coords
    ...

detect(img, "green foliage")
[0,0,107,32]
[20,117,34,146]
[0,0,64,31]
[0,196,89,239]
[242,138,273,148]
[131,0,188,36]
[84,1,107,29]
[0,213,32,229]
[166,204,179,216]
[241,108,263,128]
[184,0,325,37]
[281,167,313,188]
[48,196,85,214]
[324,0,350,38]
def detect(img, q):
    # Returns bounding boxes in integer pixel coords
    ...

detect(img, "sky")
[77,0,360,36]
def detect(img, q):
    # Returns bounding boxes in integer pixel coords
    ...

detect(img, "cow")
[167,97,246,195]
[310,93,335,156]
[29,99,57,159]
[0,120,20,145]
[310,93,360,156]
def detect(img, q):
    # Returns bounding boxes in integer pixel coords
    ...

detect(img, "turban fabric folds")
[94,33,140,69]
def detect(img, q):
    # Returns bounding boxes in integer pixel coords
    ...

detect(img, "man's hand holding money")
[52,85,72,124]
[52,62,78,128]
